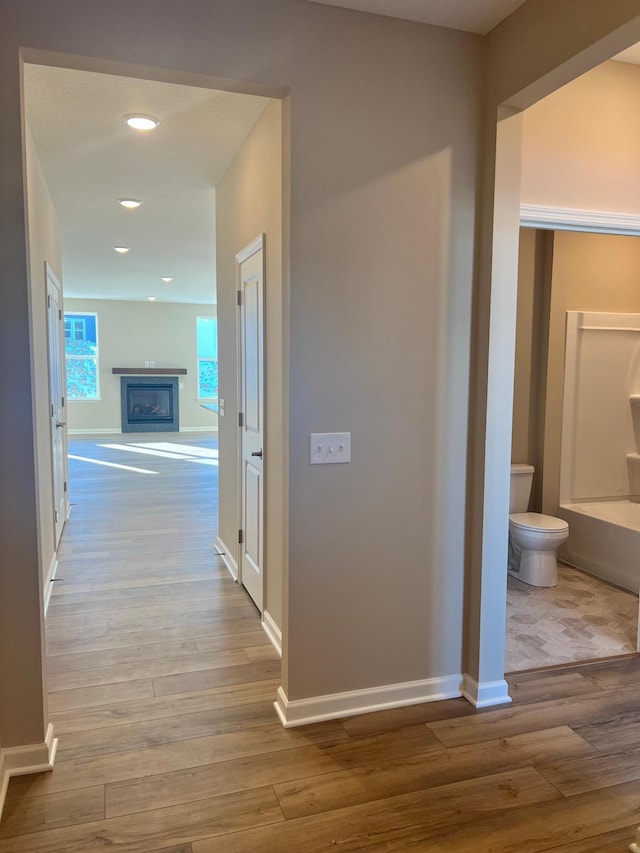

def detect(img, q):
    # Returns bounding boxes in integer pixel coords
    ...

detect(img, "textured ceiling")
[307,0,527,34]
[24,65,270,304]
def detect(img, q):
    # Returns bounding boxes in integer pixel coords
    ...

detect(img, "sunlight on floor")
[67,454,158,474]
[93,441,219,466]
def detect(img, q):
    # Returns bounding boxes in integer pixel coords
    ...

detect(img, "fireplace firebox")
[120,376,179,432]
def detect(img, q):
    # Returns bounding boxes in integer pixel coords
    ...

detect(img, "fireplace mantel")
[112,367,187,375]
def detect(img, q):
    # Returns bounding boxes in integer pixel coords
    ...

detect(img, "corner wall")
[64,299,218,434]
[465,0,640,703]
[216,99,284,631]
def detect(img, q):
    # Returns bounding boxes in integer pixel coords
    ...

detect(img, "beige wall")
[511,228,538,468]
[0,119,52,750]
[514,231,640,515]
[25,126,63,588]
[1,0,640,755]
[2,0,482,727]
[511,228,553,512]
[215,100,284,629]
[522,61,640,214]
[64,299,218,433]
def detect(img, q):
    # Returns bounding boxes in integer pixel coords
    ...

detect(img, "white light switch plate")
[310,432,351,464]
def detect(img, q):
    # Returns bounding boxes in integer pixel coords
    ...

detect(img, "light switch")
[149,361,155,368]
[144,361,150,368]
[219,399,225,416]
[310,432,351,465]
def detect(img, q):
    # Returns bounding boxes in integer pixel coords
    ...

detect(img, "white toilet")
[509,464,569,587]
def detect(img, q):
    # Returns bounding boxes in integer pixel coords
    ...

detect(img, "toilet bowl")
[509,465,569,588]
[508,512,569,587]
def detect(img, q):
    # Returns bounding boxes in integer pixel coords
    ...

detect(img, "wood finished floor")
[3,433,640,851]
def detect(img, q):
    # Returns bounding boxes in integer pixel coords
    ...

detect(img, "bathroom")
[507,227,640,671]
[504,52,640,673]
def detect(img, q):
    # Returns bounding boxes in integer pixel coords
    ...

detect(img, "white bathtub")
[558,500,640,593]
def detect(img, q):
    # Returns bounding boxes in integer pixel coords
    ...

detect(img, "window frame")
[64,311,100,401]
[196,315,218,403]
[64,316,87,341]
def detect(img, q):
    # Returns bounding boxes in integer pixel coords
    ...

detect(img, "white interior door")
[47,265,66,547]
[237,236,265,612]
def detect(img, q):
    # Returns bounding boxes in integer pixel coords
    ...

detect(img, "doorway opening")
[491,45,640,675]
[24,60,286,691]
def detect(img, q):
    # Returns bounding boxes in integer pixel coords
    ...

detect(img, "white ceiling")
[615,43,640,65]
[307,0,527,34]
[24,65,270,304]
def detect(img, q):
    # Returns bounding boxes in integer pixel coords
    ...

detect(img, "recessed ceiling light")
[118,198,142,209]
[161,277,173,283]
[113,246,130,254]
[124,114,160,131]
[147,296,157,302]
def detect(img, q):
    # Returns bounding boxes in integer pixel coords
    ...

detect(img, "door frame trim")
[45,262,68,546]
[235,234,266,604]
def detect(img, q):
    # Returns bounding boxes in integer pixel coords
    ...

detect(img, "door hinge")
[237,290,242,306]
[54,510,59,523]
[238,529,244,545]
[238,412,244,428]
[47,294,51,308]
[64,481,68,493]
[51,404,54,418]
[59,308,62,320]
[61,396,65,408]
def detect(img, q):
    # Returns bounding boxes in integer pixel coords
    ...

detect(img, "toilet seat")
[509,512,568,534]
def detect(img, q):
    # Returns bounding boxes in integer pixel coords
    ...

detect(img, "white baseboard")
[179,427,219,433]
[214,536,238,581]
[43,554,59,616]
[0,724,57,821]
[461,674,512,708]
[262,610,282,658]
[274,674,463,728]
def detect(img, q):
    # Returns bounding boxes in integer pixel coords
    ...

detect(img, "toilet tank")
[510,464,534,514]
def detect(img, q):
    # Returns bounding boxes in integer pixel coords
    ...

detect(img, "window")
[64,312,99,400]
[64,316,86,341]
[197,316,218,400]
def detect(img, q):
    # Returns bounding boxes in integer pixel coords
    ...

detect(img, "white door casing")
[46,264,67,547]
[237,236,265,612]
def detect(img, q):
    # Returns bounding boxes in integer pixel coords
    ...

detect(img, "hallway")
[3,436,640,850]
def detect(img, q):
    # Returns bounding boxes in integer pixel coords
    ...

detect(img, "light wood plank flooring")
[3,434,640,851]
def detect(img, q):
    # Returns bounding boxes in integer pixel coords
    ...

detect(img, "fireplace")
[120,376,179,432]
